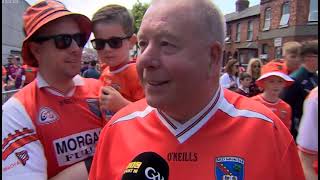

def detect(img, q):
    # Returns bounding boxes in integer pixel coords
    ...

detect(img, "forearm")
[115,97,131,111]
[298,151,318,180]
[49,161,88,180]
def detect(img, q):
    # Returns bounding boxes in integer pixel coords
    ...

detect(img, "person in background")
[246,58,263,97]
[281,40,318,140]
[297,86,318,180]
[2,65,7,91]
[2,1,104,179]
[91,4,144,120]
[219,59,240,90]
[22,63,38,86]
[89,0,305,179]
[14,64,26,89]
[234,72,252,97]
[83,61,100,79]
[7,56,26,89]
[271,41,302,75]
[251,61,294,130]
[80,61,89,75]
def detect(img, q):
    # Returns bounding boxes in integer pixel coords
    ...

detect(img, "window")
[263,8,272,30]
[225,24,232,43]
[262,44,268,54]
[247,21,253,41]
[309,0,318,22]
[279,2,290,26]
[239,53,245,65]
[275,47,282,59]
[236,23,241,42]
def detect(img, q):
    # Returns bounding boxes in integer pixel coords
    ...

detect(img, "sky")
[25,0,261,19]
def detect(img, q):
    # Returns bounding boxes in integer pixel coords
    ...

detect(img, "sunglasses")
[253,65,261,68]
[91,35,132,50]
[31,33,87,49]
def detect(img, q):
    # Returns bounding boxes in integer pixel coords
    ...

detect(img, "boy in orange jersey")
[91,4,144,120]
[251,61,294,130]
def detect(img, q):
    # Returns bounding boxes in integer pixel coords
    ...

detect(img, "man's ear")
[129,34,137,49]
[208,41,222,76]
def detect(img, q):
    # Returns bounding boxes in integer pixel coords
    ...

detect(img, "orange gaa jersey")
[2,74,105,179]
[251,94,292,130]
[89,88,304,180]
[99,61,144,102]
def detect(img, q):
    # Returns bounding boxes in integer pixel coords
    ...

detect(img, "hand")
[100,86,131,113]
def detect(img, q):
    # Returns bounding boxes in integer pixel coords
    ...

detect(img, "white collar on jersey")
[156,87,223,143]
[36,73,84,88]
[36,73,84,97]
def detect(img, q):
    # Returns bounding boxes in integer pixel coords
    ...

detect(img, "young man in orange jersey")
[91,4,144,120]
[89,0,305,179]
[2,1,104,179]
[251,61,294,130]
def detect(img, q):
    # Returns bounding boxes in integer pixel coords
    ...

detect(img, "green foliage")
[131,0,150,33]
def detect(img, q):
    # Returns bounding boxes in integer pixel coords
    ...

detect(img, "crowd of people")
[2,55,38,91]
[2,0,318,180]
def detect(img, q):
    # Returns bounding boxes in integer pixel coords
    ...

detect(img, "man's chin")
[146,97,160,108]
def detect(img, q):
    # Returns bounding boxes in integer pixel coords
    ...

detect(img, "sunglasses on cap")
[31,33,87,49]
[91,35,132,50]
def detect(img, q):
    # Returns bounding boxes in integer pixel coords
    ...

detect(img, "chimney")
[236,0,250,12]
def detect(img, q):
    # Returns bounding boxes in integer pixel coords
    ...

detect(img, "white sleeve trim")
[296,96,318,152]
[3,173,47,180]
[2,97,47,178]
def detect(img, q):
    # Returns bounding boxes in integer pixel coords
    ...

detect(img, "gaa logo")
[38,107,59,125]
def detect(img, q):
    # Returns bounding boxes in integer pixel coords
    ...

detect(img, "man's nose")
[138,44,161,69]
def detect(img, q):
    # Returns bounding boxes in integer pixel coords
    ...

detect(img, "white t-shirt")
[219,73,240,89]
[297,87,318,154]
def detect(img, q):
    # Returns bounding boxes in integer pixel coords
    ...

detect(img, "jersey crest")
[15,150,29,166]
[215,156,245,180]
[38,107,59,125]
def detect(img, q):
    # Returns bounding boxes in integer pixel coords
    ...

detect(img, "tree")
[131,0,150,33]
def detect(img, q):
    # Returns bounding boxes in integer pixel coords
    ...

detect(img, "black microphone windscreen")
[121,152,169,180]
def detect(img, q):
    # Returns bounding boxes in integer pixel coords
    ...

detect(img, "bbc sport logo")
[2,0,18,4]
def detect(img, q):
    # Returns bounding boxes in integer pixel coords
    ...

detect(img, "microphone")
[121,152,169,180]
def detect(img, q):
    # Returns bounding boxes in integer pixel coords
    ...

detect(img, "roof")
[225,5,260,22]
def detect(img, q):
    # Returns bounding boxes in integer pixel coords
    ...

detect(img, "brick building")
[223,0,318,66]
[2,0,30,64]
[259,0,318,61]
[224,0,260,67]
